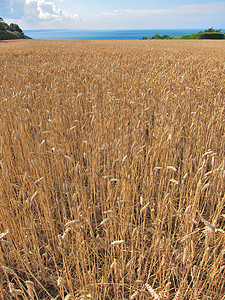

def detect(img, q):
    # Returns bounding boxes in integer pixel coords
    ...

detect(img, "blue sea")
[23,29,224,40]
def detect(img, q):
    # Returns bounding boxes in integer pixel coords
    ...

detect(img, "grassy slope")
[0,40,225,299]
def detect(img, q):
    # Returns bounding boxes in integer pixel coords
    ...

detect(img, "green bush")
[152,34,162,39]
[162,35,170,39]
[199,32,224,39]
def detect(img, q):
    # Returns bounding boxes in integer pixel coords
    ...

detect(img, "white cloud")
[101,2,225,18]
[25,0,79,22]
[5,0,225,30]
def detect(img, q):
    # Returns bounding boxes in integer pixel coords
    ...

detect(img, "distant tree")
[0,21,10,31]
[205,27,214,32]
[0,17,3,22]
[204,27,222,33]
[152,34,162,39]
[8,23,24,38]
[9,23,23,34]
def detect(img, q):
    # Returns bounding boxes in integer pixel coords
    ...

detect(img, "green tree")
[0,21,9,31]
[162,35,170,39]
[204,27,222,33]
[152,34,162,39]
[9,23,24,34]
[205,27,214,32]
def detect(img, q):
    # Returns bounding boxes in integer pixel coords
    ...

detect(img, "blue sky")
[1,0,225,30]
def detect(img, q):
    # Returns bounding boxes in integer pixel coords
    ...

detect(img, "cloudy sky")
[1,0,225,30]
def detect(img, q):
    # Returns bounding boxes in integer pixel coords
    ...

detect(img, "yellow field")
[0,39,225,299]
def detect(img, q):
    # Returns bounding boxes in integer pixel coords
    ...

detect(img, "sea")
[23,29,224,40]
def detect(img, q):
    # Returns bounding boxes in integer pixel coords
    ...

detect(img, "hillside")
[0,17,27,40]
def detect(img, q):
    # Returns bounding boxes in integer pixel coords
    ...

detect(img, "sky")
[1,0,225,30]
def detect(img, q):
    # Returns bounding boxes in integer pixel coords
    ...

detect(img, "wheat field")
[0,39,225,299]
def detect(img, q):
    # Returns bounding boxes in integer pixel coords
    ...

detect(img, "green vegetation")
[151,34,170,40]
[148,28,225,40]
[0,17,26,40]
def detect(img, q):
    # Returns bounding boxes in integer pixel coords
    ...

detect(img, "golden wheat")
[0,39,224,299]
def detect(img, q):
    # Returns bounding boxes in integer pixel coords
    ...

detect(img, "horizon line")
[23,27,225,31]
